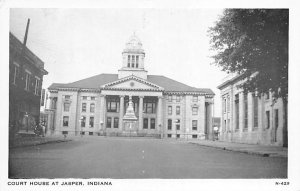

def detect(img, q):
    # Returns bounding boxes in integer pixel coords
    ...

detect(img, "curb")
[10,139,72,149]
[189,142,286,158]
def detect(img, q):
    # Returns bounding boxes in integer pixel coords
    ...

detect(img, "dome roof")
[125,33,143,50]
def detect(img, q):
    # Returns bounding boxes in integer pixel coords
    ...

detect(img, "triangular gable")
[101,75,164,91]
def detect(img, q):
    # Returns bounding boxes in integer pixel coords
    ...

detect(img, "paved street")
[9,137,287,178]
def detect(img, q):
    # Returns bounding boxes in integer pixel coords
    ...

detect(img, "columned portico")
[138,96,144,131]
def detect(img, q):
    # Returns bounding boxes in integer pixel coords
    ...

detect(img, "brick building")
[48,34,215,139]
[217,74,286,146]
[9,32,48,135]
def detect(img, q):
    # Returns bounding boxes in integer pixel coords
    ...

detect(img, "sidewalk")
[9,135,72,148]
[188,139,287,158]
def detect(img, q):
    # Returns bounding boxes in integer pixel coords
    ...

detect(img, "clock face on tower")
[130,82,135,87]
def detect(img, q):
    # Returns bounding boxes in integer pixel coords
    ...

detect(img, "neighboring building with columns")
[48,34,215,139]
[217,74,286,146]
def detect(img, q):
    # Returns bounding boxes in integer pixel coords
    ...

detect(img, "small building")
[9,32,48,135]
[47,34,215,139]
[217,74,286,146]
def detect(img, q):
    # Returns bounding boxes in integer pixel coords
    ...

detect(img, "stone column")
[49,97,53,109]
[119,95,125,131]
[139,96,144,131]
[157,96,163,137]
[99,95,106,131]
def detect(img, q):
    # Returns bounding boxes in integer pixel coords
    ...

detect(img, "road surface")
[9,136,287,178]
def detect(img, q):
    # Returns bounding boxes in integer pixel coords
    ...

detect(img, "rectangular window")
[136,55,139,68]
[64,102,70,112]
[168,95,172,102]
[81,116,86,127]
[192,135,197,139]
[235,94,239,130]
[62,131,68,135]
[131,55,135,67]
[89,132,93,136]
[82,103,87,112]
[192,120,197,131]
[82,96,87,100]
[13,65,19,85]
[40,89,45,106]
[143,118,148,129]
[265,92,270,100]
[144,99,156,114]
[167,119,172,130]
[244,93,248,130]
[25,72,30,91]
[89,117,94,128]
[168,106,172,115]
[167,134,172,138]
[224,120,226,132]
[192,107,198,115]
[34,77,40,95]
[150,118,155,129]
[90,103,95,113]
[253,95,258,129]
[176,96,180,102]
[63,116,69,127]
[106,117,112,128]
[266,111,270,129]
[128,55,131,67]
[114,117,119,128]
[193,96,198,102]
[227,97,230,113]
[176,134,180,138]
[176,106,180,115]
[64,95,71,100]
[107,97,120,112]
[91,96,96,100]
[224,98,227,113]
[275,109,279,128]
[176,119,180,130]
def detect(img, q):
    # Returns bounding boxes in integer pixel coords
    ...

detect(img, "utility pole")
[23,18,30,46]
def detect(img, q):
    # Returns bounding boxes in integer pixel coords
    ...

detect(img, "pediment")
[101,75,164,91]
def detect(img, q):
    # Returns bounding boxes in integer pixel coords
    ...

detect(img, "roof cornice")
[101,75,164,90]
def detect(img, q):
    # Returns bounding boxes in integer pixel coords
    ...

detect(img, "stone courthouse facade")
[48,35,214,139]
[218,74,285,146]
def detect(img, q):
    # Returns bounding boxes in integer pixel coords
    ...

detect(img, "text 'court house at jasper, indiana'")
[47,34,215,139]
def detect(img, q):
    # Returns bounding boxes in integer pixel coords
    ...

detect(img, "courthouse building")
[218,74,286,146]
[48,35,215,139]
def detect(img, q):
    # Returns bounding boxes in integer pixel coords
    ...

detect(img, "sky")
[10,8,228,117]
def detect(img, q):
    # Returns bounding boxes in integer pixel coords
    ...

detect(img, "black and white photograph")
[1,0,300,191]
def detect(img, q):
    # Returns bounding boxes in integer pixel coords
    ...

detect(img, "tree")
[209,9,288,147]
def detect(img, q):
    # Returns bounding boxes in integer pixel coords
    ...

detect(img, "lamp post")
[159,124,162,139]
[100,121,103,136]
[79,116,84,137]
[175,119,179,140]
[24,112,29,132]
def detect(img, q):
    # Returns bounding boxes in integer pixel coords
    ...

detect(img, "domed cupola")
[124,34,143,51]
[118,33,148,79]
